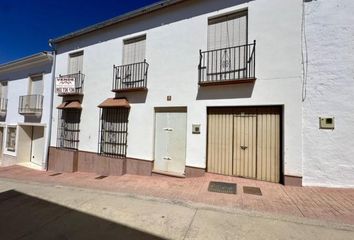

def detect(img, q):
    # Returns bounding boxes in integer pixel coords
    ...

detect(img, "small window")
[68,51,84,74]
[99,108,129,157]
[57,109,81,150]
[123,35,146,65]
[6,126,16,152]
[29,75,43,95]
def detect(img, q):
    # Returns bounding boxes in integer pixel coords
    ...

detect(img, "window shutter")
[69,51,83,74]
[208,11,247,50]
[123,35,146,65]
[0,82,8,99]
[30,75,43,95]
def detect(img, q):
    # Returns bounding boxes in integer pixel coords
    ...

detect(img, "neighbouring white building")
[48,0,304,185]
[0,52,54,170]
[302,0,354,188]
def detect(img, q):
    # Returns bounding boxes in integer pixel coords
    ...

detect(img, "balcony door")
[29,75,43,96]
[0,82,7,112]
[207,11,248,80]
[208,11,247,50]
[122,35,146,65]
[0,81,8,99]
[68,51,83,74]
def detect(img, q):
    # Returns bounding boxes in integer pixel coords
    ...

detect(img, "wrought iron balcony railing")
[112,60,149,92]
[57,72,85,96]
[18,94,43,115]
[198,41,256,85]
[0,98,7,113]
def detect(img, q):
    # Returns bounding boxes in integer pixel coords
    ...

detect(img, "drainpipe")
[45,43,56,171]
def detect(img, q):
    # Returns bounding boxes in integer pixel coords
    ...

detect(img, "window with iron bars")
[98,108,129,157]
[57,109,81,150]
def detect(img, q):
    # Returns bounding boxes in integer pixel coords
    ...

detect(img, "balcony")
[198,41,256,86]
[0,98,7,115]
[112,61,149,92]
[57,72,85,96]
[18,95,43,115]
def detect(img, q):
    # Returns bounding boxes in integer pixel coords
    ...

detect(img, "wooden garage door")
[207,107,281,183]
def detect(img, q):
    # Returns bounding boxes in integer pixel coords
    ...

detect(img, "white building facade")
[0,52,54,170]
[48,0,304,185]
[302,0,354,188]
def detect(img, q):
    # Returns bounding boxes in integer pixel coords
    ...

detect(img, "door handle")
[163,128,173,131]
[240,146,248,150]
[163,156,172,160]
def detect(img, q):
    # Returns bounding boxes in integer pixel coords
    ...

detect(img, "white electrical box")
[319,117,334,129]
[192,124,201,134]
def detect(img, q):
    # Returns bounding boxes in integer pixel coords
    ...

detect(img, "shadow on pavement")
[0,190,165,240]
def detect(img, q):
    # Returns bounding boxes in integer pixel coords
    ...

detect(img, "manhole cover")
[208,181,237,194]
[95,176,107,180]
[243,186,262,196]
[49,173,62,176]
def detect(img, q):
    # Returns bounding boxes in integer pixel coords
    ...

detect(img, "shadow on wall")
[0,114,6,122]
[0,61,52,80]
[0,190,165,240]
[196,82,255,100]
[24,115,42,123]
[115,91,148,104]
[56,0,251,53]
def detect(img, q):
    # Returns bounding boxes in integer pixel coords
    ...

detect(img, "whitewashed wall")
[302,0,354,187]
[0,60,53,169]
[51,0,303,177]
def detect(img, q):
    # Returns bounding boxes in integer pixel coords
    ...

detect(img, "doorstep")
[17,162,44,171]
[152,169,186,178]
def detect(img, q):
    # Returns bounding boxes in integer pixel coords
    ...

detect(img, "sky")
[0,0,160,64]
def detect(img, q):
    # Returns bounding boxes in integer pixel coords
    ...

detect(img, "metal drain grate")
[95,176,108,180]
[49,173,62,176]
[243,186,262,196]
[208,181,237,194]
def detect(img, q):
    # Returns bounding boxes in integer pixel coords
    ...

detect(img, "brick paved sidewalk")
[0,165,353,225]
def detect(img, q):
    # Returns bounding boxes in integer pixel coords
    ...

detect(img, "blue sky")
[0,0,160,63]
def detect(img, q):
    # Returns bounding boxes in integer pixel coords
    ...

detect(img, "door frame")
[205,105,284,183]
[30,125,45,166]
[153,107,188,174]
[0,125,4,160]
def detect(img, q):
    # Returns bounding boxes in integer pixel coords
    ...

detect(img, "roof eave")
[0,52,53,73]
[49,0,187,44]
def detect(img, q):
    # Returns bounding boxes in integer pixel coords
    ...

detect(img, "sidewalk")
[0,165,353,226]
[1,178,353,240]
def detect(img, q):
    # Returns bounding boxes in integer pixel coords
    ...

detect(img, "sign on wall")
[56,77,75,94]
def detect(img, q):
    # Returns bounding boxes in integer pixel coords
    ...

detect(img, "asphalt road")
[0,178,353,240]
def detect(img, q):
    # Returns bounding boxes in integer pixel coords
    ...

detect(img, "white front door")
[31,126,44,166]
[154,110,187,175]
